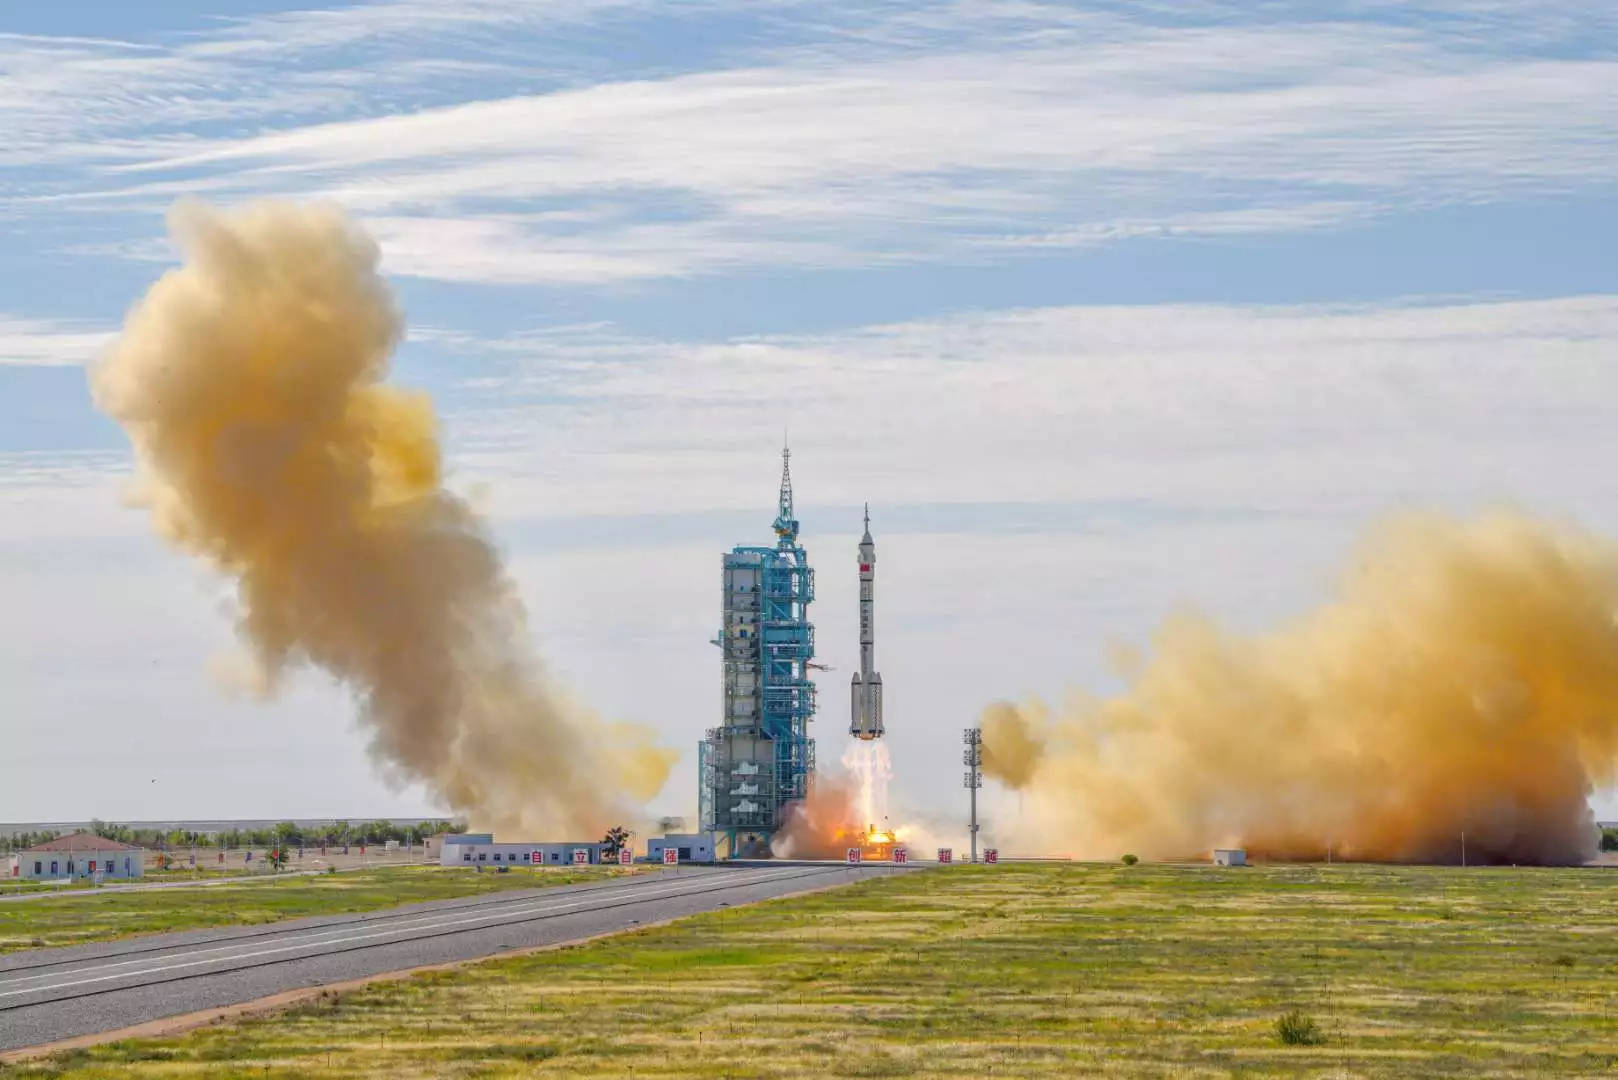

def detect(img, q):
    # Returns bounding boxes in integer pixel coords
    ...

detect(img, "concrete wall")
[440,841,607,867]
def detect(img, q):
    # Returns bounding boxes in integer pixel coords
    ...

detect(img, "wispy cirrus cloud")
[403,293,1618,518]
[19,292,1616,509]
[6,2,1617,284]
[0,0,652,170]
[0,316,112,367]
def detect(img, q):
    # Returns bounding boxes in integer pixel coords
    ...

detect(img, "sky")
[3,0,1618,833]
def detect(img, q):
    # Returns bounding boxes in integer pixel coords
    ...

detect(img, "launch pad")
[836,822,899,861]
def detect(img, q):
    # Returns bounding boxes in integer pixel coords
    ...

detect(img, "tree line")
[0,830,63,853]
[0,820,466,854]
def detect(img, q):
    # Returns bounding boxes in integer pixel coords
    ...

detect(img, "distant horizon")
[0,816,457,838]
[0,813,700,839]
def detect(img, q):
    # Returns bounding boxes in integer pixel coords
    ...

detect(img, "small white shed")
[1213,848,1247,867]
[647,833,717,863]
[10,833,145,881]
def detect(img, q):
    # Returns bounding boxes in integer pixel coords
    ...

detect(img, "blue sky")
[4,0,1618,835]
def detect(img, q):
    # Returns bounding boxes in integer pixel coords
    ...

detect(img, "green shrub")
[1276,1010,1324,1046]
[1121,854,1138,866]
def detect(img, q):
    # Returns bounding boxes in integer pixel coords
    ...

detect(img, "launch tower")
[699,446,817,858]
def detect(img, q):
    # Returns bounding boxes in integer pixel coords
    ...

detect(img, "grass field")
[0,883,86,897]
[0,867,256,898]
[9,860,1618,1078]
[0,865,639,954]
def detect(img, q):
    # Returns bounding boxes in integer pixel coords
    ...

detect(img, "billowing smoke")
[772,771,861,859]
[93,200,674,839]
[981,512,1618,865]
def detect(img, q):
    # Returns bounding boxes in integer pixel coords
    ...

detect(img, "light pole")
[963,727,983,863]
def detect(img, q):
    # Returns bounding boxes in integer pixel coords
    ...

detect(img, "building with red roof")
[8,832,145,881]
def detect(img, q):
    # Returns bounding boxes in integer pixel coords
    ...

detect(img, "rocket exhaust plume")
[92,200,674,838]
[772,743,886,859]
[981,512,1618,866]
[843,739,892,831]
[776,743,918,859]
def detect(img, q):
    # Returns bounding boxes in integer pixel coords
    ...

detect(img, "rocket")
[850,504,884,740]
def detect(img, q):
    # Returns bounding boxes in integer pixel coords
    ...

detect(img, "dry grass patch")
[0,865,642,953]
[9,863,1618,1077]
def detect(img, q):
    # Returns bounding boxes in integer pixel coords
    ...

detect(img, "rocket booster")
[850,504,884,740]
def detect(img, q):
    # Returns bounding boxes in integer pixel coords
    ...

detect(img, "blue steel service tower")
[700,446,817,858]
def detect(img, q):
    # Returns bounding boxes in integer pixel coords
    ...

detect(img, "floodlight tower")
[964,727,982,863]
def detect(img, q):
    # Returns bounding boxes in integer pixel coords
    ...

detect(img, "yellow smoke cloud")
[93,200,674,839]
[980,512,1618,865]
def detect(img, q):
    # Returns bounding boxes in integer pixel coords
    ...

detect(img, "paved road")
[0,862,904,1053]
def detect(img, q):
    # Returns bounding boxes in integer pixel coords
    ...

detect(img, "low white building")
[440,834,610,867]
[8,833,145,881]
[647,833,717,863]
[1213,848,1247,867]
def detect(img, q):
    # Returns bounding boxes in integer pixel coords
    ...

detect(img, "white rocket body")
[850,507,884,740]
